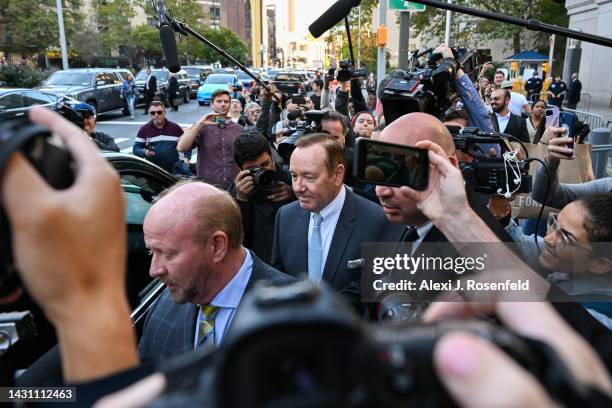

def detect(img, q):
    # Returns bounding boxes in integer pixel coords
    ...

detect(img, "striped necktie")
[197,304,220,352]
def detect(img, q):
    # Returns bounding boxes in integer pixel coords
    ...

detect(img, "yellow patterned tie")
[197,304,220,352]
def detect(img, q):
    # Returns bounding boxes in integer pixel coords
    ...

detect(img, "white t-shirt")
[508,92,528,116]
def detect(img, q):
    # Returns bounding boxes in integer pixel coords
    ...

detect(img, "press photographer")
[1,107,611,408]
[178,89,243,189]
[231,130,295,263]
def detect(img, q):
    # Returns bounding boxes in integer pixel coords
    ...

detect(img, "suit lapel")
[288,208,310,277]
[322,188,356,284]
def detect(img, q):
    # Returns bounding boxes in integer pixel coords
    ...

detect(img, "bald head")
[146,181,244,248]
[380,112,455,155]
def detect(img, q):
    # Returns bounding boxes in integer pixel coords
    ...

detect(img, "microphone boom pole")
[151,0,270,90]
[409,0,612,48]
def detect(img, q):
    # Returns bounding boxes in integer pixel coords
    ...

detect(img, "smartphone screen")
[353,137,429,190]
[545,105,560,127]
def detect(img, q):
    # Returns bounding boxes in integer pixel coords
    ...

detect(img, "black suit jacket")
[492,112,530,143]
[138,251,294,365]
[145,75,157,98]
[271,187,404,291]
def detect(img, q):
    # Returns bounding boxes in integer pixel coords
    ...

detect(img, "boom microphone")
[154,0,181,73]
[308,0,361,38]
[160,24,181,73]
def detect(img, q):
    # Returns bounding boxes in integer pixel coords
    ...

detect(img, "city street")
[96,99,212,154]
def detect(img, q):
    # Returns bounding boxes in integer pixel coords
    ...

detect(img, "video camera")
[153,280,590,408]
[336,59,368,82]
[277,110,326,163]
[380,47,479,124]
[450,127,532,196]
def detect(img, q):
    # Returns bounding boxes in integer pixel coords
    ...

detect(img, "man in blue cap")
[74,103,119,152]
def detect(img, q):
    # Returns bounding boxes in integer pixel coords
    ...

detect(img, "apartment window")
[210,6,220,20]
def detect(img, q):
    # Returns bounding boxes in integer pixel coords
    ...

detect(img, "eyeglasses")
[546,213,589,250]
[149,111,164,116]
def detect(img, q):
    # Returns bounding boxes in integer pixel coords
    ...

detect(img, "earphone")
[496,150,524,198]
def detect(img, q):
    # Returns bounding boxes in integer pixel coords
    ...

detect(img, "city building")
[564,0,612,109]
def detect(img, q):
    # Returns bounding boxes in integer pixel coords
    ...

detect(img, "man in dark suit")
[271,134,404,292]
[342,112,515,316]
[490,88,530,143]
[138,181,293,365]
[566,72,582,110]
[143,67,157,115]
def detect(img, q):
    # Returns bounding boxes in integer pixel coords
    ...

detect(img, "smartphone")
[353,137,429,190]
[544,105,560,127]
[291,95,306,105]
[558,112,575,157]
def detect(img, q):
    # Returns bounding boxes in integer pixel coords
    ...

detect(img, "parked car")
[235,70,255,91]
[273,72,306,96]
[39,68,132,115]
[196,73,240,106]
[183,65,214,98]
[134,68,191,107]
[0,88,80,121]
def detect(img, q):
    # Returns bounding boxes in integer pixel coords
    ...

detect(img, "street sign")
[389,0,426,12]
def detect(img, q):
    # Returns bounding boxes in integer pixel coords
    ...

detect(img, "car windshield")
[184,68,200,76]
[236,71,251,80]
[205,75,233,84]
[135,70,168,82]
[45,72,93,86]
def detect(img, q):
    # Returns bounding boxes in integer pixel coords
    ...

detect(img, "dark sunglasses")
[149,111,164,116]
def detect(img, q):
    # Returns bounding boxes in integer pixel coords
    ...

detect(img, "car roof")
[51,68,126,73]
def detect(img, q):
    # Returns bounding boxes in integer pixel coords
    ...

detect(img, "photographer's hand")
[425,302,612,406]
[0,107,137,382]
[267,182,294,203]
[235,170,255,202]
[145,149,156,157]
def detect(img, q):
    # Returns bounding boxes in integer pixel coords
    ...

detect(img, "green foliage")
[0,64,46,88]
[325,0,380,71]
[91,0,136,56]
[132,24,164,61]
[411,0,569,54]
[70,25,102,66]
[0,0,83,57]
[198,28,248,65]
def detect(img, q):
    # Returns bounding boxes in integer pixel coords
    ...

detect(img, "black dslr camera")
[248,167,277,192]
[380,47,480,124]
[153,280,591,408]
[337,59,368,82]
[449,127,532,196]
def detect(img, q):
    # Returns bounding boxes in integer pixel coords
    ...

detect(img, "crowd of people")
[1,42,611,407]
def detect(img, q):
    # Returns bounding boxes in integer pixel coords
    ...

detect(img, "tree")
[324,0,382,72]
[411,0,569,55]
[70,24,101,66]
[91,0,136,56]
[0,0,83,58]
[198,28,249,65]
[132,24,164,64]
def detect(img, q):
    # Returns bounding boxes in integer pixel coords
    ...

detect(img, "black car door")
[0,91,26,121]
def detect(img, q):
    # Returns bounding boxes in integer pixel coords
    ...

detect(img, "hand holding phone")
[353,137,429,190]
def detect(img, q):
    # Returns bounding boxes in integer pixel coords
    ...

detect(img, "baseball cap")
[501,80,513,89]
[73,102,96,117]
